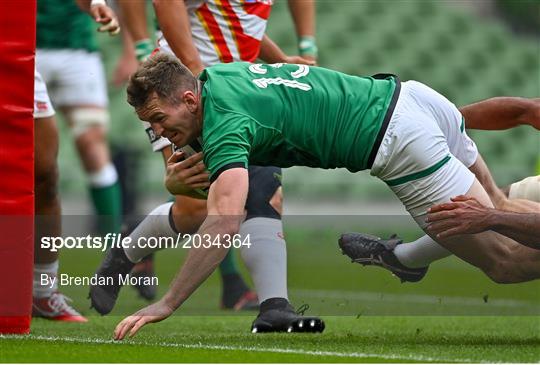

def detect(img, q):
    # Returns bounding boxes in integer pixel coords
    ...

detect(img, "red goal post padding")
[0,0,36,334]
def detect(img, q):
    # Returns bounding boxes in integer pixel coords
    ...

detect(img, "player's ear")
[183,91,198,113]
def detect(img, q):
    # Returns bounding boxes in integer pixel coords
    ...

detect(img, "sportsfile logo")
[40,233,252,252]
[39,233,187,252]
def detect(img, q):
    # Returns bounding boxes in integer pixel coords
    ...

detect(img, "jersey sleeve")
[203,114,254,182]
[140,120,172,152]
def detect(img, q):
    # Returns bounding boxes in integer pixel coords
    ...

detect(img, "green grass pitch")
[1,221,539,362]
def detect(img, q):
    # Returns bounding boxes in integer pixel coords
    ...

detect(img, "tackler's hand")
[426,195,493,239]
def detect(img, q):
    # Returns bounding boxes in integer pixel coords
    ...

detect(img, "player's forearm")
[287,0,317,60]
[153,0,204,75]
[459,97,540,131]
[117,0,149,42]
[490,211,540,249]
[161,216,237,310]
[287,0,315,38]
[259,34,288,63]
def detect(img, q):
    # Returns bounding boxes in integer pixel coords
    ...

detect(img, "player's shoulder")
[200,62,252,78]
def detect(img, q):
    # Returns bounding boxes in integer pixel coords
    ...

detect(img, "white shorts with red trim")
[34,70,55,119]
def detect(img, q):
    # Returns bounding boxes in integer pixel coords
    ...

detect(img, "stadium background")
[7,1,538,362]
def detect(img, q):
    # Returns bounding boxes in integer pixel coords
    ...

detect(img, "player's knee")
[245,167,282,221]
[245,187,282,220]
[74,124,109,170]
[67,108,109,138]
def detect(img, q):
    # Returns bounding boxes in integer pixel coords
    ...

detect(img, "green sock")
[219,249,240,276]
[90,181,122,235]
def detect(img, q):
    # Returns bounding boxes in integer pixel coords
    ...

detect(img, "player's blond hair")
[127,52,197,112]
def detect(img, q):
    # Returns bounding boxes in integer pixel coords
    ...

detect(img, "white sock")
[33,260,59,298]
[394,235,452,268]
[124,202,177,263]
[88,163,118,188]
[240,217,288,303]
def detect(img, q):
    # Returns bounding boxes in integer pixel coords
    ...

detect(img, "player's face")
[138,92,201,147]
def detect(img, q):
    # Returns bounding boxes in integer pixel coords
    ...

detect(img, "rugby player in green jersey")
[111,53,540,339]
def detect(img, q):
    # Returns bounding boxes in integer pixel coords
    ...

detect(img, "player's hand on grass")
[426,195,494,238]
[114,299,174,340]
[165,151,210,196]
[90,3,120,36]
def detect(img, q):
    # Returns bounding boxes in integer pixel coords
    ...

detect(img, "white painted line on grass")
[1,334,487,363]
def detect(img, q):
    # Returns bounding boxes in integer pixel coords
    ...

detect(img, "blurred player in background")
[91,0,323,332]
[32,0,120,322]
[36,0,122,238]
[33,70,87,322]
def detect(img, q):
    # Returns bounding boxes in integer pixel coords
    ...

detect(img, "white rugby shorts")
[36,49,108,108]
[371,80,479,228]
[34,69,55,119]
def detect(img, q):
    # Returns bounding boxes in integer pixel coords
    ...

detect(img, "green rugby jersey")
[37,0,97,52]
[198,62,399,181]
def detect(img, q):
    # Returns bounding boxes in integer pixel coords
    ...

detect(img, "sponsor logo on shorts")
[35,101,49,112]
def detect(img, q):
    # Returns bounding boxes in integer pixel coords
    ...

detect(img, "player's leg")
[61,106,122,234]
[52,50,122,235]
[400,93,540,266]
[33,71,86,322]
[240,167,288,305]
[341,82,540,280]
[390,96,540,272]
[89,200,187,314]
[346,162,540,283]
[359,81,540,282]
[243,166,324,333]
[422,177,540,283]
[89,195,251,313]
